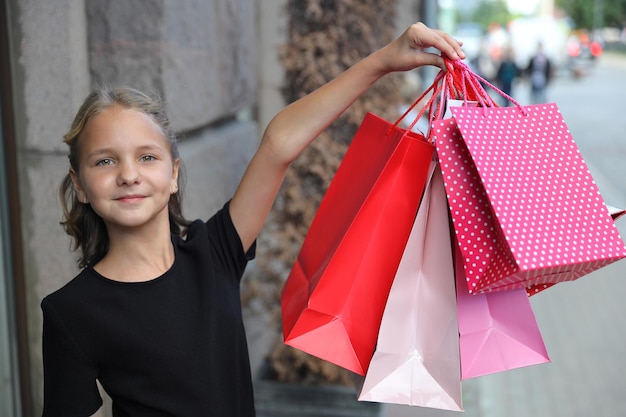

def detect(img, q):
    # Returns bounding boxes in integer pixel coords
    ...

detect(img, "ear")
[170,158,181,194]
[69,168,89,204]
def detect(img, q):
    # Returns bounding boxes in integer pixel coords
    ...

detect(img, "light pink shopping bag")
[454,243,550,380]
[356,165,462,411]
[433,103,626,295]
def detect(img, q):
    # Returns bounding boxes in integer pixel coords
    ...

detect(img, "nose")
[116,160,141,186]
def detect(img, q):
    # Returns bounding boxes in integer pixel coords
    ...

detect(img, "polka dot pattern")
[432,104,626,295]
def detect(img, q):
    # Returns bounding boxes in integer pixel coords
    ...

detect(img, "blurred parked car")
[567,31,602,77]
[567,32,603,60]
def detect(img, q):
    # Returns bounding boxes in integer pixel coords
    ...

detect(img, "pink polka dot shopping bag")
[433,60,626,296]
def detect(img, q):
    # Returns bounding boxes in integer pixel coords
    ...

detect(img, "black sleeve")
[208,200,256,262]
[41,298,102,417]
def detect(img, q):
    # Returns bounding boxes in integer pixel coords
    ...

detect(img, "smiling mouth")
[116,195,145,203]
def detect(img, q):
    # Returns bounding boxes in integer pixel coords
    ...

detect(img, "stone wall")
[85,0,257,132]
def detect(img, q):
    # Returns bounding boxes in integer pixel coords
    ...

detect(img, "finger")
[412,25,465,61]
[417,52,446,70]
[430,30,466,60]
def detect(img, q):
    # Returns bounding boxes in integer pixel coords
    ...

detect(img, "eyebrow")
[85,144,167,159]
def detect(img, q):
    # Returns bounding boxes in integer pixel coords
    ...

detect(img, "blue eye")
[96,158,114,166]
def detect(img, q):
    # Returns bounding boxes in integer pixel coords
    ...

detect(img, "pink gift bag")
[454,243,550,380]
[432,61,626,295]
[357,164,462,411]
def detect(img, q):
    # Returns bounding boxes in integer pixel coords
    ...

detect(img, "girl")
[41,22,464,417]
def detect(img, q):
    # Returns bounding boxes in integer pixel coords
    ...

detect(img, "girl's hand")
[374,22,465,74]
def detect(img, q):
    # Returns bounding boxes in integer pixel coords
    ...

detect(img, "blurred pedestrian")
[495,46,520,106]
[526,41,553,104]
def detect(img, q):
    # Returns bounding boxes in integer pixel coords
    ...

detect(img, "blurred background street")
[2,0,626,415]
[385,51,626,417]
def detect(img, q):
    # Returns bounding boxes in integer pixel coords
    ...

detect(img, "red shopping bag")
[433,60,626,295]
[356,164,462,410]
[281,94,438,375]
[454,242,550,380]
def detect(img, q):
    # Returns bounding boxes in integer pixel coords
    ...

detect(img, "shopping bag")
[444,95,550,378]
[281,109,436,375]
[356,164,463,411]
[454,242,550,380]
[433,60,626,295]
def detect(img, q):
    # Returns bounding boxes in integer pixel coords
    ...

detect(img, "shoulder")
[42,268,90,301]
[183,202,232,239]
[182,201,254,260]
[176,202,254,281]
[41,268,97,311]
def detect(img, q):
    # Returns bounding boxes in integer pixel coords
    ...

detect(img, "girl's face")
[70,105,180,233]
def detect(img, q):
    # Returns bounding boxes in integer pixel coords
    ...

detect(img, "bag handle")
[390,69,446,136]
[389,55,529,141]
[444,59,492,108]
[444,58,527,115]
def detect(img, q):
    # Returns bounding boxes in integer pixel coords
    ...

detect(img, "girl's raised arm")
[229,23,464,252]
